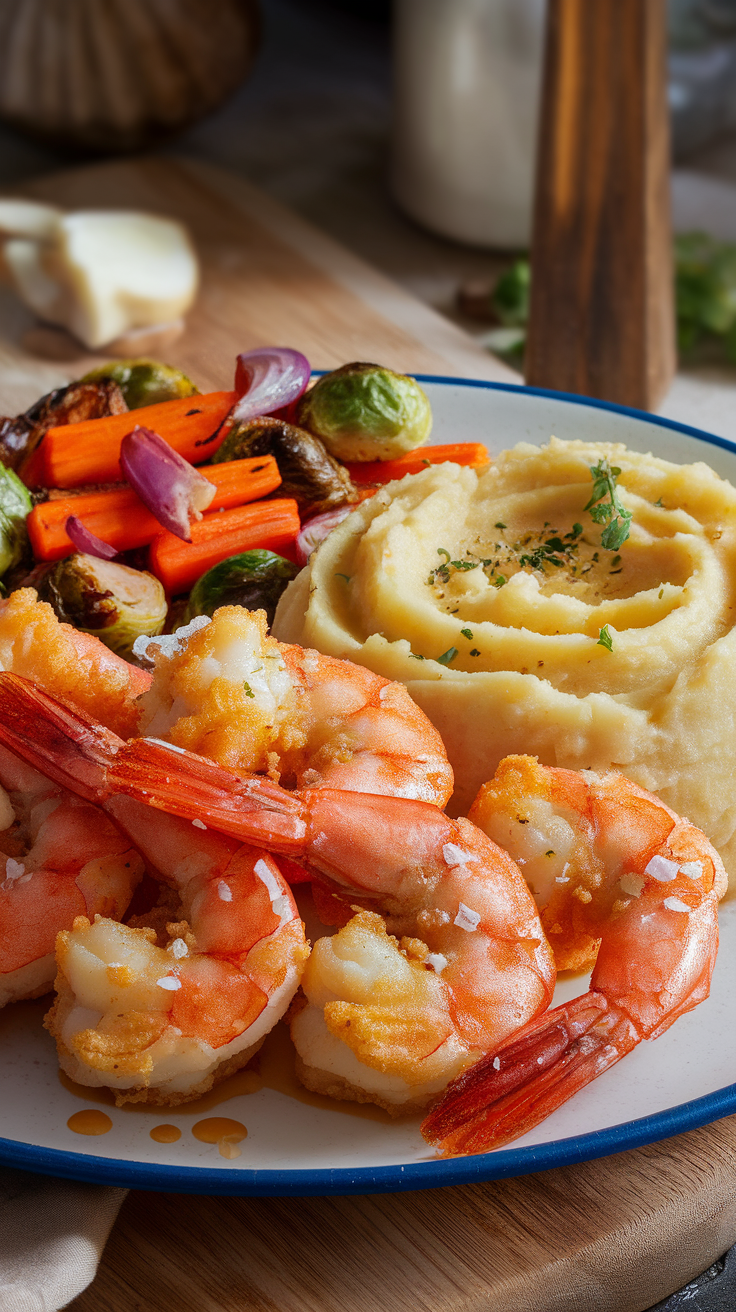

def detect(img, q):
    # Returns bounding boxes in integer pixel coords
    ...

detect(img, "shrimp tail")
[0,672,121,801]
[421,992,638,1156]
[109,738,309,850]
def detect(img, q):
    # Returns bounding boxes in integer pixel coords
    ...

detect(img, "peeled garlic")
[0,200,62,239]
[0,207,199,350]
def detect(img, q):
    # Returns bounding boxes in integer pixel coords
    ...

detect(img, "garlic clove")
[4,239,64,317]
[0,200,62,240]
[4,209,199,350]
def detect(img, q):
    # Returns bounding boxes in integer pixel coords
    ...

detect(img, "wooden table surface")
[1,157,735,1312]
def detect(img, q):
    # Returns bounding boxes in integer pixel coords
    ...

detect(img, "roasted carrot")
[29,391,236,489]
[149,498,301,594]
[344,443,491,485]
[27,457,282,562]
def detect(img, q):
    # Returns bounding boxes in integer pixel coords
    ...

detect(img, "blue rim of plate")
[3,375,736,1197]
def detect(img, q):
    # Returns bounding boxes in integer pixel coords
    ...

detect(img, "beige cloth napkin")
[0,1169,126,1312]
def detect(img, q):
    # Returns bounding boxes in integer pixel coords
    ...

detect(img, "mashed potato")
[274,438,736,885]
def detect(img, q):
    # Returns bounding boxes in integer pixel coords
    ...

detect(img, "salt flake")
[425,952,448,973]
[664,896,691,913]
[453,902,481,932]
[645,855,679,882]
[443,844,474,868]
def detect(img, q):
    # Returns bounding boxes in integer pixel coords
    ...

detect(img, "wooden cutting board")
[1,157,734,1312]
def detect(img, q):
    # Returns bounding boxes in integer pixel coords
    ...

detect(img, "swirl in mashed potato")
[273,438,736,884]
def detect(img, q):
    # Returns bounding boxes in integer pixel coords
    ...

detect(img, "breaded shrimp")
[100,736,554,1113]
[422,756,726,1154]
[0,673,308,1104]
[0,589,149,738]
[0,741,142,1007]
[134,607,453,806]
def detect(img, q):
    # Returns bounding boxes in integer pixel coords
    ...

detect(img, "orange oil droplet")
[67,1109,113,1136]
[150,1124,182,1144]
[192,1117,247,1145]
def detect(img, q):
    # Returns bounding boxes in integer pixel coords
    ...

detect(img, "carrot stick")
[149,498,301,594]
[344,443,491,485]
[29,391,236,489]
[27,457,282,562]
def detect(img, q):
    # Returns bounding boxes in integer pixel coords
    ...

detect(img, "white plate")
[2,376,736,1196]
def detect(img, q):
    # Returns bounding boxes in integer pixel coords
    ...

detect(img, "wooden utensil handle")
[525,0,675,410]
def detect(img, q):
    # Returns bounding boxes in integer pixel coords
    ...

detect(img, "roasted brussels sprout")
[1,379,127,474]
[0,462,32,577]
[37,553,166,659]
[296,362,432,462]
[80,359,199,409]
[211,415,357,514]
[185,550,299,627]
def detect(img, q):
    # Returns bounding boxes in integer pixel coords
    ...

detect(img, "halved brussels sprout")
[0,462,32,577]
[296,362,432,462]
[37,553,167,659]
[185,550,299,627]
[211,415,356,513]
[80,359,199,409]
[1,379,127,473]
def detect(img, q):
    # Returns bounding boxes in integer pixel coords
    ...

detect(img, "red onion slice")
[120,425,215,543]
[295,506,353,567]
[233,348,310,423]
[66,516,117,560]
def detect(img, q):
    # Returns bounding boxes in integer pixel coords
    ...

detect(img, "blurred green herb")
[482,235,736,367]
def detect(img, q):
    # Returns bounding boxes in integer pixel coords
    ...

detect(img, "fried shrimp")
[93,737,555,1113]
[0,674,308,1104]
[0,589,149,737]
[420,755,726,1155]
[133,607,453,806]
[0,741,143,1008]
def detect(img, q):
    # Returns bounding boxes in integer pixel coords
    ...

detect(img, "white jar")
[390,0,545,249]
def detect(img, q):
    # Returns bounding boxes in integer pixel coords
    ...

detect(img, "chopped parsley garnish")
[409,652,425,660]
[460,628,473,639]
[470,648,481,657]
[243,681,255,697]
[653,497,664,508]
[495,521,507,529]
[437,548,451,563]
[437,647,458,666]
[334,573,352,583]
[585,459,633,551]
[493,574,507,588]
[597,624,614,652]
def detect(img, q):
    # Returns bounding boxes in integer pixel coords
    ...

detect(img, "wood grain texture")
[525,0,676,409]
[69,1117,736,1312]
[0,156,516,420]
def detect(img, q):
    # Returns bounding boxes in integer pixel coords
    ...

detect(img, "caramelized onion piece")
[233,348,310,423]
[120,425,215,542]
[65,515,117,560]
